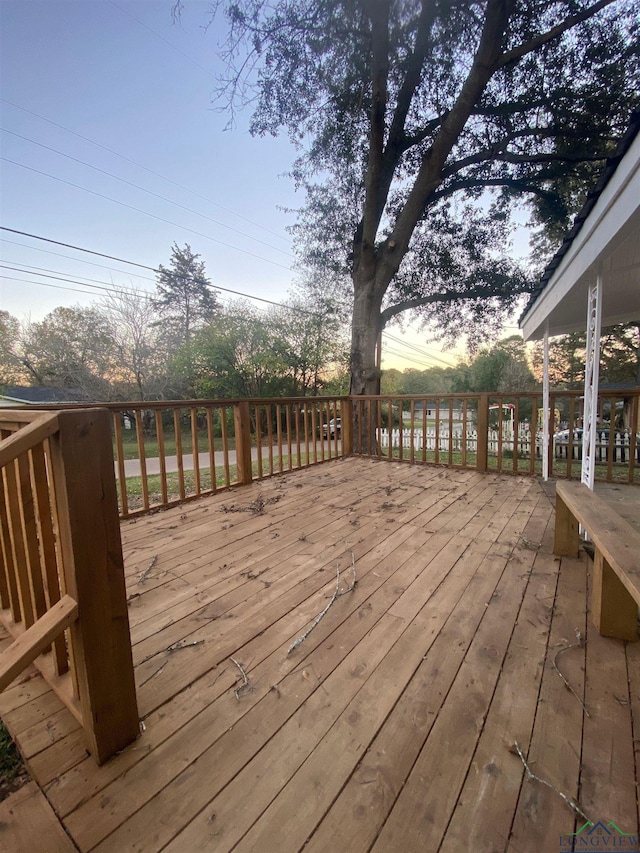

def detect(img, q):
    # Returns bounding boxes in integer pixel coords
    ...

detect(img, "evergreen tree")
[153,243,220,347]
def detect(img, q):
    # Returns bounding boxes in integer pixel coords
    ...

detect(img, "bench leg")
[554,492,579,557]
[591,550,638,641]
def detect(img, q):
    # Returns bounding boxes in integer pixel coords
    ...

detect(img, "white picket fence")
[379,428,532,455]
[379,428,638,462]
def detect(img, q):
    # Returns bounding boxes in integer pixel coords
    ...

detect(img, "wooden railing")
[11,387,639,519]
[105,396,347,518]
[351,390,639,483]
[0,409,139,764]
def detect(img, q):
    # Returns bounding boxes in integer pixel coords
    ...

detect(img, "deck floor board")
[1,458,638,852]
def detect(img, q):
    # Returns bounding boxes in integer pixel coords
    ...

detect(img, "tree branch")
[361,0,391,263]
[498,0,617,68]
[385,0,510,270]
[427,175,562,206]
[380,282,535,327]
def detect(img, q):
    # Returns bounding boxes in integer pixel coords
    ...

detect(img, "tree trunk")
[349,273,385,453]
[349,275,383,397]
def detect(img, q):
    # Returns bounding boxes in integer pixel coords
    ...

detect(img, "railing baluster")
[112,412,128,517]
[134,409,150,511]
[0,470,20,620]
[205,407,217,492]
[29,443,67,675]
[191,407,201,496]
[286,404,293,471]
[220,406,231,487]
[173,409,185,499]
[3,457,33,627]
[16,452,47,622]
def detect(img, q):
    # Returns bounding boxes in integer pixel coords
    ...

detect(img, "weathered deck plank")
[0,458,637,853]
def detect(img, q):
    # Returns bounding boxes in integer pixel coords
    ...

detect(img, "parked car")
[322,418,341,439]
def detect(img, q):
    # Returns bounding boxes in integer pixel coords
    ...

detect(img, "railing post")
[476,394,489,473]
[234,401,253,485]
[342,398,354,456]
[49,409,139,764]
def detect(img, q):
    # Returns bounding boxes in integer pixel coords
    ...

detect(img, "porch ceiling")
[521,117,640,341]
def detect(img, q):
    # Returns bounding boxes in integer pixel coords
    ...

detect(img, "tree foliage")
[530,324,640,388]
[153,242,221,347]
[19,306,117,398]
[187,0,639,396]
[179,297,348,399]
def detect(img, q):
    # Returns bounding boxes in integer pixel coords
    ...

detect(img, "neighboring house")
[0,385,92,408]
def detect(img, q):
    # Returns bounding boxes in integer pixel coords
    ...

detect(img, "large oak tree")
[181,0,638,396]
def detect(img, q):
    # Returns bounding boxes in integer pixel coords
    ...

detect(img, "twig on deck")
[288,565,340,654]
[167,639,205,653]
[336,550,357,597]
[231,657,251,699]
[138,555,158,584]
[510,741,592,823]
[553,630,589,717]
[288,556,356,655]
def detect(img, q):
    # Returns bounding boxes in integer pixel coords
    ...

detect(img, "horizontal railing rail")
[0,408,139,763]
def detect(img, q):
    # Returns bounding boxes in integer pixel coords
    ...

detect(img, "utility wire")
[1,157,293,271]
[1,274,135,299]
[1,129,293,258]
[0,98,291,244]
[0,238,158,282]
[383,331,458,367]
[0,264,150,299]
[0,227,311,313]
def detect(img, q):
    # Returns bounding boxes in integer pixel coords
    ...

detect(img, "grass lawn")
[115,428,233,461]
[0,720,29,802]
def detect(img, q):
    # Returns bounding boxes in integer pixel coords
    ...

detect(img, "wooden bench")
[554,480,640,641]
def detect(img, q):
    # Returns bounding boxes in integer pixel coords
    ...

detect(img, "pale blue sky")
[0,0,525,368]
[0,0,300,321]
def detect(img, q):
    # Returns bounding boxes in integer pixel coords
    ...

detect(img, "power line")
[1,157,293,271]
[0,98,291,245]
[1,273,239,312]
[0,263,149,297]
[1,274,133,299]
[383,347,438,370]
[0,227,311,313]
[0,238,157,282]
[1,129,293,258]
[382,331,458,367]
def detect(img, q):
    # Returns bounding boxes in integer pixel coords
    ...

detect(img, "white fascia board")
[521,133,640,341]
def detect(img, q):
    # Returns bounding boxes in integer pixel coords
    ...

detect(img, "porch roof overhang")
[520,114,640,342]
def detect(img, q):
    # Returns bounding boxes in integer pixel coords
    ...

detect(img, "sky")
[0,0,521,372]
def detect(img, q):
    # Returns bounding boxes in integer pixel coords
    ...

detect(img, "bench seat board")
[554,481,640,640]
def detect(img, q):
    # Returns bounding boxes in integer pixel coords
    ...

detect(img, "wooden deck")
[1,458,639,851]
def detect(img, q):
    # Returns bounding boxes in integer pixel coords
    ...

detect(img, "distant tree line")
[0,243,348,401]
[381,329,640,396]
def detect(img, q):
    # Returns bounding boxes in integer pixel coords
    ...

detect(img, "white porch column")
[581,272,603,490]
[542,324,550,481]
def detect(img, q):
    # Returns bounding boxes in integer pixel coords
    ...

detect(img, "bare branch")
[138,555,158,585]
[510,741,592,823]
[231,657,251,699]
[381,283,534,326]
